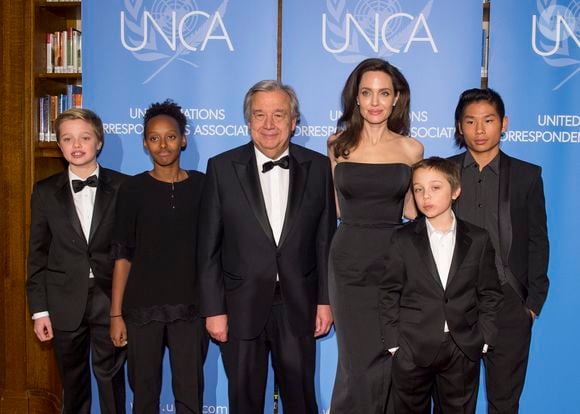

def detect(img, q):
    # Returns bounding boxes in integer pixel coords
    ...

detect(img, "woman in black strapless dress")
[328,58,423,414]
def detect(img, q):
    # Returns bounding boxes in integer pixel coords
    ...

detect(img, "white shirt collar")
[425,211,456,238]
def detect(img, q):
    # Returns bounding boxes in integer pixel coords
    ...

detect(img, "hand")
[314,305,333,338]
[33,316,54,342]
[206,314,228,342]
[110,317,128,347]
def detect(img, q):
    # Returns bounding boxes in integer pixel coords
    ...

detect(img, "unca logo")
[120,0,232,84]
[322,0,437,63]
[532,0,580,90]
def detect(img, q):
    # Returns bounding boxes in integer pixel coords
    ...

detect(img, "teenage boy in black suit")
[27,108,126,413]
[450,88,549,413]
[381,157,503,414]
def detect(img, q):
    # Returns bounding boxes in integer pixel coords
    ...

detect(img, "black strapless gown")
[329,162,411,414]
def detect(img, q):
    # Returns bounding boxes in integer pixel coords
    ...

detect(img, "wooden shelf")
[39,1,81,8]
[38,73,82,80]
[35,142,63,158]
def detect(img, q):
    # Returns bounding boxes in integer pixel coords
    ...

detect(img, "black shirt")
[454,151,506,283]
[112,171,205,324]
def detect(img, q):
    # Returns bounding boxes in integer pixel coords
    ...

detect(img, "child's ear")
[452,186,461,201]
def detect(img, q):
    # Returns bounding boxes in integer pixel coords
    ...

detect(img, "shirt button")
[478,203,483,208]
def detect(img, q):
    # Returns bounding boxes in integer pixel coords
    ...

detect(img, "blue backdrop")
[487,0,580,412]
[82,0,578,412]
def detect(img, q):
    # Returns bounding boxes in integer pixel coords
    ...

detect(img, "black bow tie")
[262,156,290,173]
[72,175,98,193]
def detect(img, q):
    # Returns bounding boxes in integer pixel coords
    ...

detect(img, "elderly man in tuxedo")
[198,80,336,414]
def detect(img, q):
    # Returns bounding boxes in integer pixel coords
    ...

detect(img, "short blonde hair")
[55,108,104,145]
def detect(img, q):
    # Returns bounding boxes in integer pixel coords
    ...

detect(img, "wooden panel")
[0,0,31,404]
[0,0,62,412]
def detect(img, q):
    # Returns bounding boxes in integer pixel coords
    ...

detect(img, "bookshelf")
[0,1,83,412]
[33,0,82,181]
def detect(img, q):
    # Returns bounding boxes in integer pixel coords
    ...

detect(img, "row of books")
[45,1,82,3]
[46,28,82,74]
[38,85,82,142]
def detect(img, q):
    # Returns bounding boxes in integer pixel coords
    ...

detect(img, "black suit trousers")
[393,334,479,414]
[220,298,317,414]
[52,281,126,414]
[483,284,532,414]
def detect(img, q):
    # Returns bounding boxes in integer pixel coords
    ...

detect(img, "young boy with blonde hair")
[380,156,503,414]
[27,108,126,413]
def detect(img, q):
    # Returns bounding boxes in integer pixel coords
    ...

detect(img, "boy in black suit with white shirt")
[26,108,126,413]
[381,157,503,414]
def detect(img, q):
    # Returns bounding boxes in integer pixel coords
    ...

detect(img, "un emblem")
[120,0,232,84]
[532,0,580,90]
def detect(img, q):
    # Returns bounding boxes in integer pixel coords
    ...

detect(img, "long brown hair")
[331,58,411,159]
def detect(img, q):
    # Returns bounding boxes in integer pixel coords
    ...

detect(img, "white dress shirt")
[426,213,457,333]
[32,166,99,320]
[255,147,289,246]
[255,147,290,282]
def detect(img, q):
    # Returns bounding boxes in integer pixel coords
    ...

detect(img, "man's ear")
[501,115,509,133]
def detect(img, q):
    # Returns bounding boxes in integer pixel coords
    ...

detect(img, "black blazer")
[27,167,126,331]
[449,151,549,315]
[197,142,336,339]
[381,217,503,366]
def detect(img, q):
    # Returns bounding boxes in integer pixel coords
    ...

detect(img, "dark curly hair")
[330,58,411,159]
[143,99,187,137]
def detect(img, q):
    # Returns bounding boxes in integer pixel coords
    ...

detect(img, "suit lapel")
[54,171,86,246]
[446,220,472,286]
[278,150,308,248]
[233,144,275,243]
[88,168,114,245]
[498,152,512,265]
[414,219,444,291]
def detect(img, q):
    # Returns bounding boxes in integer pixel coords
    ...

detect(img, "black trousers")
[126,317,208,414]
[52,281,126,414]
[220,296,318,414]
[393,334,479,414]
[484,284,533,414]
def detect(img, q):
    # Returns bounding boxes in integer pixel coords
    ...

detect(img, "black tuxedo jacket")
[449,151,549,315]
[197,142,336,339]
[27,167,126,331]
[381,217,503,366]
